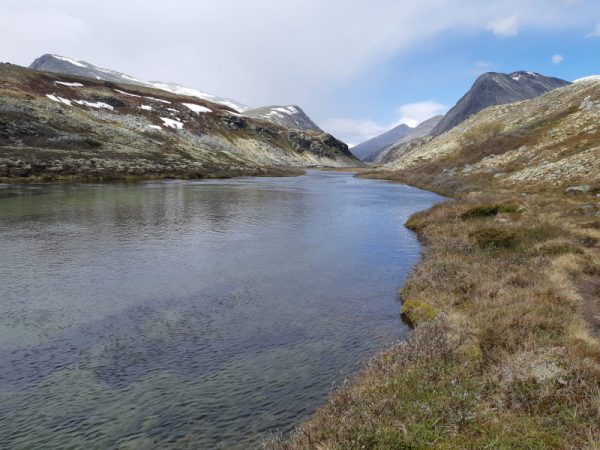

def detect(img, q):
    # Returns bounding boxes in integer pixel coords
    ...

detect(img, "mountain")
[243,105,322,132]
[30,54,250,113]
[0,63,357,181]
[350,123,411,161]
[381,78,599,193]
[366,115,443,163]
[430,71,570,136]
[30,55,326,134]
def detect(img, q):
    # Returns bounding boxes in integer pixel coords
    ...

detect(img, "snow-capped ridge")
[30,54,249,113]
[574,75,600,83]
[243,105,322,132]
[31,53,326,133]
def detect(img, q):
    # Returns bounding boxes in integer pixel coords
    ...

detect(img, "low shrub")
[470,226,517,249]
[538,244,584,257]
[461,203,520,219]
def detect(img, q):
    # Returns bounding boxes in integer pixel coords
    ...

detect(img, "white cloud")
[0,0,597,134]
[552,54,564,64]
[587,22,600,37]
[396,101,448,128]
[324,101,447,145]
[322,118,391,148]
[486,15,520,37]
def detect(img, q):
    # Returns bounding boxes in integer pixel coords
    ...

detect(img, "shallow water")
[0,171,442,449]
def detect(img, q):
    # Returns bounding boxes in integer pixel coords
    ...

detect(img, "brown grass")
[268,191,600,449]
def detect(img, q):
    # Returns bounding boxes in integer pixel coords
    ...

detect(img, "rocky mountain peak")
[430,71,570,136]
[242,105,322,132]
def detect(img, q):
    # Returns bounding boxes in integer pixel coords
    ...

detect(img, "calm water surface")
[0,171,442,449]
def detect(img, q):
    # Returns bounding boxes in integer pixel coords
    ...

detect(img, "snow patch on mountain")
[160,117,184,129]
[54,81,84,87]
[182,103,212,114]
[74,100,113,110]
[114,89,141,98]
[145,96,171,104]
[46,94,73,106]
[46,94,113,110]
[150,82,249,113]
[51,55,87,68]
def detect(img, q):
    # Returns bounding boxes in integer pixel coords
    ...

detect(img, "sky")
[1,0,600,146]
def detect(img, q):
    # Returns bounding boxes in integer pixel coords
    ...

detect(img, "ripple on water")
[0,171,443,448]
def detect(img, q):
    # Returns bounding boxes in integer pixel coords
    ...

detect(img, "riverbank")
[270,175,600,448]
[0,165,304,184]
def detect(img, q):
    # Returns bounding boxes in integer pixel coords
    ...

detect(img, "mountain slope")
[431,71,570,136]
[351,123,411,160]
[0,63,357,180]
[243,105,322,132]
[367,115,443,163]
[29,55,327,133]
[29,54,251,112]
[380,80,599,193]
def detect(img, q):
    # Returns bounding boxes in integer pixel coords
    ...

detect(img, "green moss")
[402,299,440,326]
[538,244,583,257]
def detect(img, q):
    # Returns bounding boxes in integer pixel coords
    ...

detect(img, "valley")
[1,46,599,449]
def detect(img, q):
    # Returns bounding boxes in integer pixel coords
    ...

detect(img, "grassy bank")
[0,165,304,184]
[269,185,600,448]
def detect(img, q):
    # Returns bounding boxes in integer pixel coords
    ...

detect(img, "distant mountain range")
[352,70,570,162]
[29,54,322,133]
[350,123,412,160]
[370,115,443,164]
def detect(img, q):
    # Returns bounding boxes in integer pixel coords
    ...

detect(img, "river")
[0,171,442,448]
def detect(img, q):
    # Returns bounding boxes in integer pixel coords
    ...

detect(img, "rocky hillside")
[350,123,411,161]
[29,54,326,133]
[243,105,322,132]
[0,63,357,181]
[431,71,570,136]
[369,115,443,163]
[378,79,600,194]
[30,54,250,113]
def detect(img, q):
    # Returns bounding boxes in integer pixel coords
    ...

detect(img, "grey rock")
[565,185,591,194]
